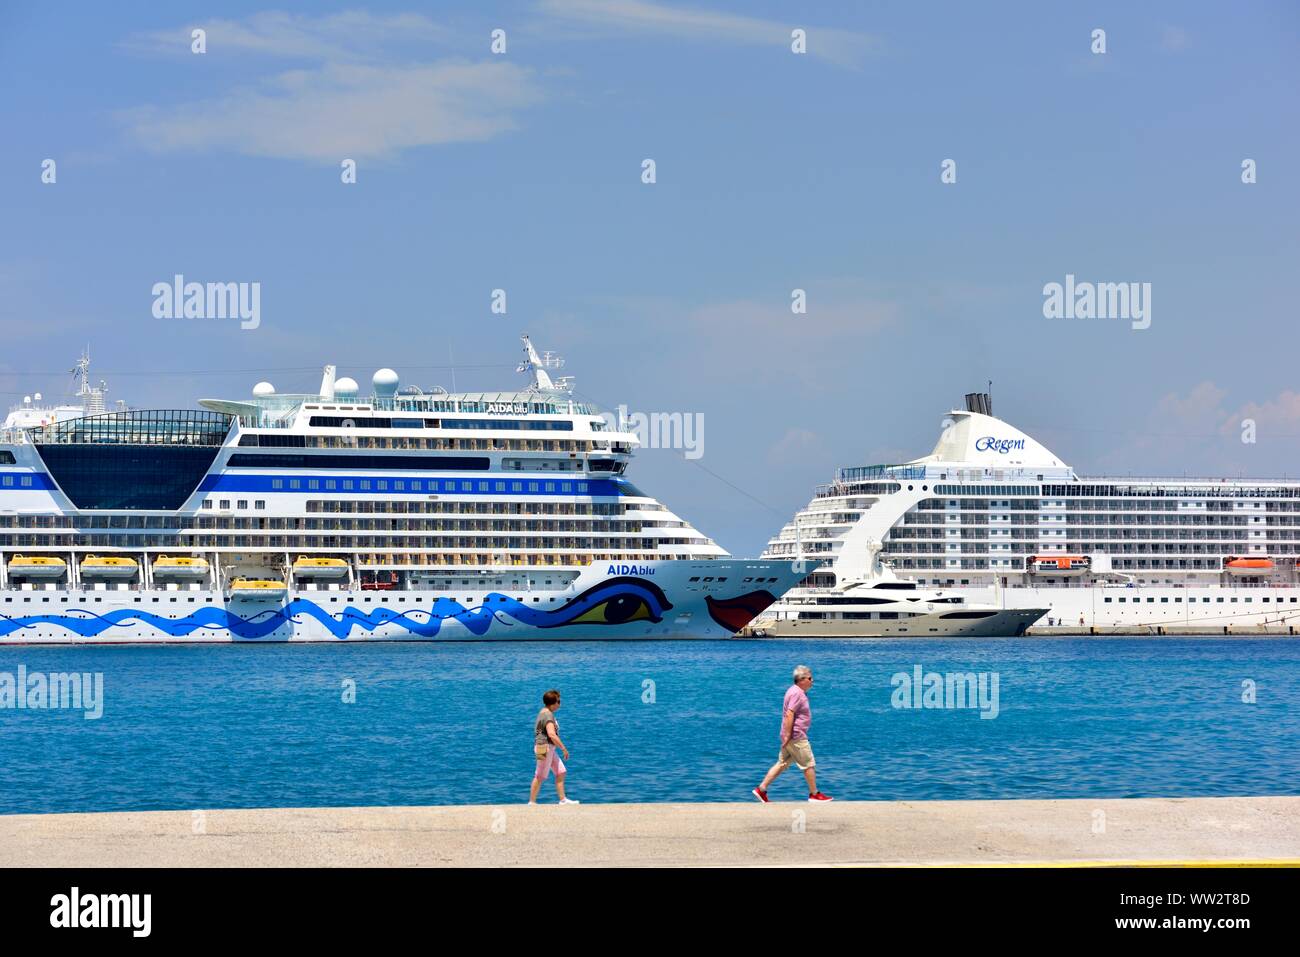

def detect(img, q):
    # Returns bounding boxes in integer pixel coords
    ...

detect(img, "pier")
[1,796,1296,867]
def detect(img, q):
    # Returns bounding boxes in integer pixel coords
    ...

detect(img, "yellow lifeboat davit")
[6,555,68,581]
[152,555,211,582]
[228,577,288,600]
[1226,557,1273,577]
[80,555,140,580]
[292,556,349,580]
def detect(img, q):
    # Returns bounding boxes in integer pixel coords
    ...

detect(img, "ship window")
[271,480,283,489]
[1104,597,1112,603]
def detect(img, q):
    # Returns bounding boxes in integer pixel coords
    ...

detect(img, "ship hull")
[0,560,806,644]
[750,607,1046,638]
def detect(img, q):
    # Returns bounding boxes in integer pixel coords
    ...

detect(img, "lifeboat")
[6,555,68,580]
[1028,555,1090,577]
[152,555,211,582]
[228,578,288,600]
[80,555,140,580]
[1225,557,1273,577]
[292,556,349,580]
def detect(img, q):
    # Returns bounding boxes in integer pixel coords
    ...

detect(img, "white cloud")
[1160,26,1190,53]
[121,12,543,162]
[538,0,878,68]
[122,60,542,162]
[124,11,447,61]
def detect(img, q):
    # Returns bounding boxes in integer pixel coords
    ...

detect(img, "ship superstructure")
[0,338,804,643]
[762,393,1300,632]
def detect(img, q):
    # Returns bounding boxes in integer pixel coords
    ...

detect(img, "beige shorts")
[776,738,815,771]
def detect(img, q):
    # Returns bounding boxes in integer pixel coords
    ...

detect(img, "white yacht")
[0,337,808,643]
[752,542,1046,637]
[761,392,1300,634]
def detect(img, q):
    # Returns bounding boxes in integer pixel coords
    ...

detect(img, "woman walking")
[529,689,580,805]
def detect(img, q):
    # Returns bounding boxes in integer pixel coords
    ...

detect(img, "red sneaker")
[808,792,833,802]
[752,787,770,803]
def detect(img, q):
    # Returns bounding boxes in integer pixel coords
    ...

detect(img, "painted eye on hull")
[542,576,672,628]
[571,594,655,625]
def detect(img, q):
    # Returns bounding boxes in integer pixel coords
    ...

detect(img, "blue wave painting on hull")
[0,577,674,640]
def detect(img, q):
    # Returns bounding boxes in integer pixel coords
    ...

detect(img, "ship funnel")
[964,392,992,416]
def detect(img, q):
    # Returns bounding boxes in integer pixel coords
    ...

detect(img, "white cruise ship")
[0,338,807,643]
[760,393,1300,634]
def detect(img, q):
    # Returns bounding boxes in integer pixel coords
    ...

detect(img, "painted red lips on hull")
[705,590,778,633]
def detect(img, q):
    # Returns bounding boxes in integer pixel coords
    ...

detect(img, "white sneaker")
[558,798,580,805]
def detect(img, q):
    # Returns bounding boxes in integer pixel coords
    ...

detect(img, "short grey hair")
[792,665,812,682]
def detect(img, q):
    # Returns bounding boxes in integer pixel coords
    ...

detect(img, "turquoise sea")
[1,638,1297,814]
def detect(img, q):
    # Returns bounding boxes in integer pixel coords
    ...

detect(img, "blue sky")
[2,1,1297,556]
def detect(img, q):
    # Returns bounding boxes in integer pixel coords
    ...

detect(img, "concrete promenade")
[1,796,1297,867]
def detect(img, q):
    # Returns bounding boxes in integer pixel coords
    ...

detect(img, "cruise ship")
[0,338,808,643]
[760,393,1300,634]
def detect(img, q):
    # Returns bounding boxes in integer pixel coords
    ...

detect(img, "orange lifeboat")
[1028,555,1090,577]
[1225,557,1273,577]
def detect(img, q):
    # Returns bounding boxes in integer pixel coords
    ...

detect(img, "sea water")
[0,637,1296,813]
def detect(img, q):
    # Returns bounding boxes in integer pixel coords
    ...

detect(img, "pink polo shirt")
[782,684,811,742]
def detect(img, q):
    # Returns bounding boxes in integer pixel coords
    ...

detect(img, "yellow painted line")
[833,859,1300,868]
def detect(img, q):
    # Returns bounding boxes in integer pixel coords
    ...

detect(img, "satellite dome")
[253,381,276,397]
[372,368,399,398]
[334,376,359,398]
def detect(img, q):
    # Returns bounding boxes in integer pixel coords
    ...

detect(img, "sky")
[1,1,1297,557]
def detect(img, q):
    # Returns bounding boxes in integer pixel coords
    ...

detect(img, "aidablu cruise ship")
[760,393,1300,634]
[0,338,806,643]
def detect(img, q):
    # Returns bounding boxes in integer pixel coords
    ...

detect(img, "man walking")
[529,689,579,805]
[753,665,832,803]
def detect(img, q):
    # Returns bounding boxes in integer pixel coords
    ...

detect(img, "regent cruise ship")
[760,393,1300,634]
[0,338,806,643]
